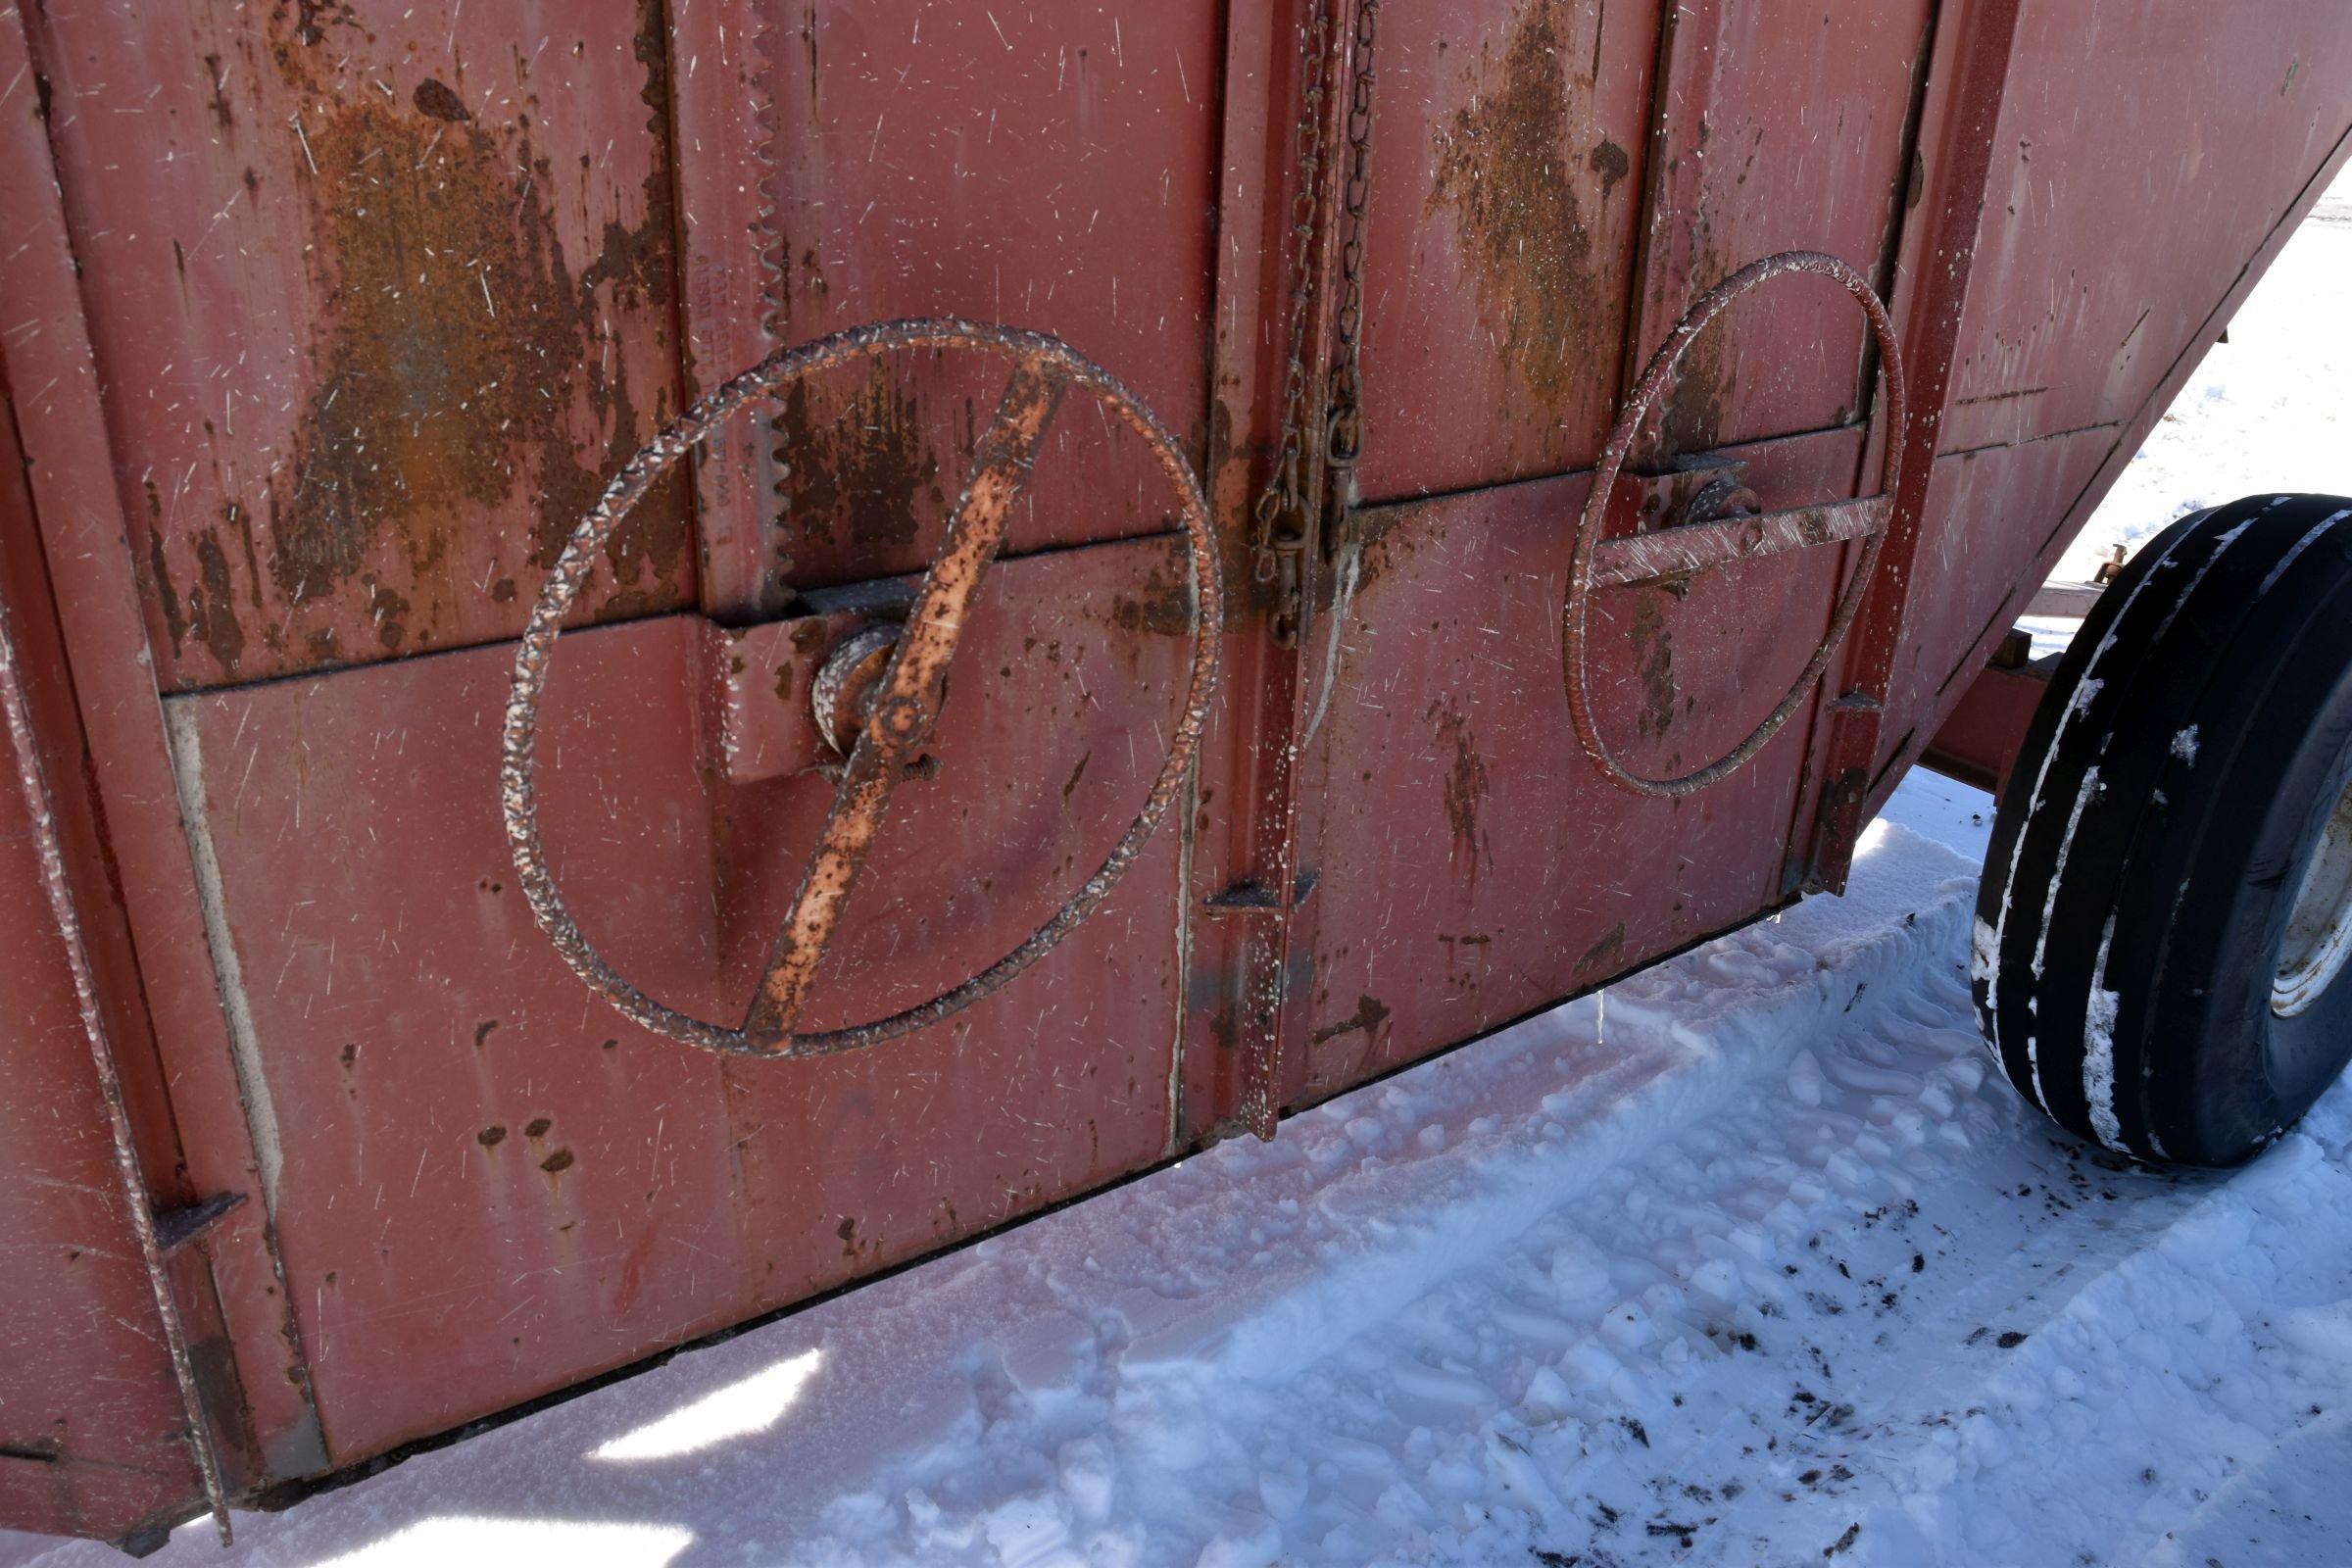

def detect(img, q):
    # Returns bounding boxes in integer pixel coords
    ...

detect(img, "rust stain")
[1577,919,1627,976]
[1628,594,1677,740]
[410,77,469,122]
[1589,136,1631,200]
[476,1125,507,1147]
[1440,932,1492,990]
[154,5,690,685]
[1428,700,1492,882]
[143,513,188,661]
[274,102,633,607]
[1426,0,1605,412]
[1204,385,1266,626]
[203,53,234,128]
[539,1149,575,1174]
[1651,234,1737,461]
[364,578,411,652]
[1105,545,1197,638]
[289,1,357,48]
[186,524,247,677]
[777,365,945,559]
[1345,503,1427,596]
[1309,992,1391,1048]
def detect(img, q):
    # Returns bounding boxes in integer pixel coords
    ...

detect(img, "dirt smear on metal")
[1628,594,1679,740]
[1650,227,1739,461]
[158,4,690,681]
[776,366,946,560]
[1428,699,1493,886]
[1426,0,1605,413]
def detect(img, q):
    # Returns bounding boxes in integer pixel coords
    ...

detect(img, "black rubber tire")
[1974,493,2352,1167]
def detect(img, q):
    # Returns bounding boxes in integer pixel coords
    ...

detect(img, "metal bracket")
[1617,453,1761,537]
[154,1191,247,1255]
[1203,868,1320,918]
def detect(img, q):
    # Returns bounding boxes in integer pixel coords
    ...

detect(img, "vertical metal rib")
[0,585,234,1544]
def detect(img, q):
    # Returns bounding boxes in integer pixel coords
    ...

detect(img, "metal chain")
[1326,0,1380,472]
[1251,0,1380,643]
[1250,0,1343,604]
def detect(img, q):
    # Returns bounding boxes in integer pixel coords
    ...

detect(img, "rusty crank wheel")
[502,320,1222,1057]
[1563,251,1908,797]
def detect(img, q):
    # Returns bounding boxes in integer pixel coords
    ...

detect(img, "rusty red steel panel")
[1,8,329,1537]
[0,369,209,1547]
[163,533,1196,1462]
[162,612,733,1461]
[1295,426,1866,1102]
[8,0,2352,1544]
[24,0,694,691]
[738,0,1227,602]
[1352,0,1662,503]
[1625,0,1933,457]
[0,581,234,1542]
[669,0,787,619]
[0,796,198,1540]
[1867,0,2352,799]
[1941,2,2352,456]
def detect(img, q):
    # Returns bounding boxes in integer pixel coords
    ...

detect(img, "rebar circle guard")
[1563,251,1909,798]
[502,320,1222,1057]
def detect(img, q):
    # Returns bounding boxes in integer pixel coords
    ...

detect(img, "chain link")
[1327,0,1380,470]
[1251,0,1338,584]
[1250,0,1380,645]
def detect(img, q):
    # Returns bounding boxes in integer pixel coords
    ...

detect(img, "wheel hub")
[2275,769,2352,1018]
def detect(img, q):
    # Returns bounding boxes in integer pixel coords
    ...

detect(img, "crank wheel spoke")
[741,356,1071,1045]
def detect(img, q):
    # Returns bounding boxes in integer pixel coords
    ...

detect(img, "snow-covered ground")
[11,163,2352,1568]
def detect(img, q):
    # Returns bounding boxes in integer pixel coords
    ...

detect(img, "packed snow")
[10,141,2352,1568]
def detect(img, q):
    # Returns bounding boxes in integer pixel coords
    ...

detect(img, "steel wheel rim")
[2275,768,2352,1018]
[500,318,1222,1058]
[1561,250,1907,798]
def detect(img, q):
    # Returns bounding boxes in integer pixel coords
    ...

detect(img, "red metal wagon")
[5,0,2350,1547]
